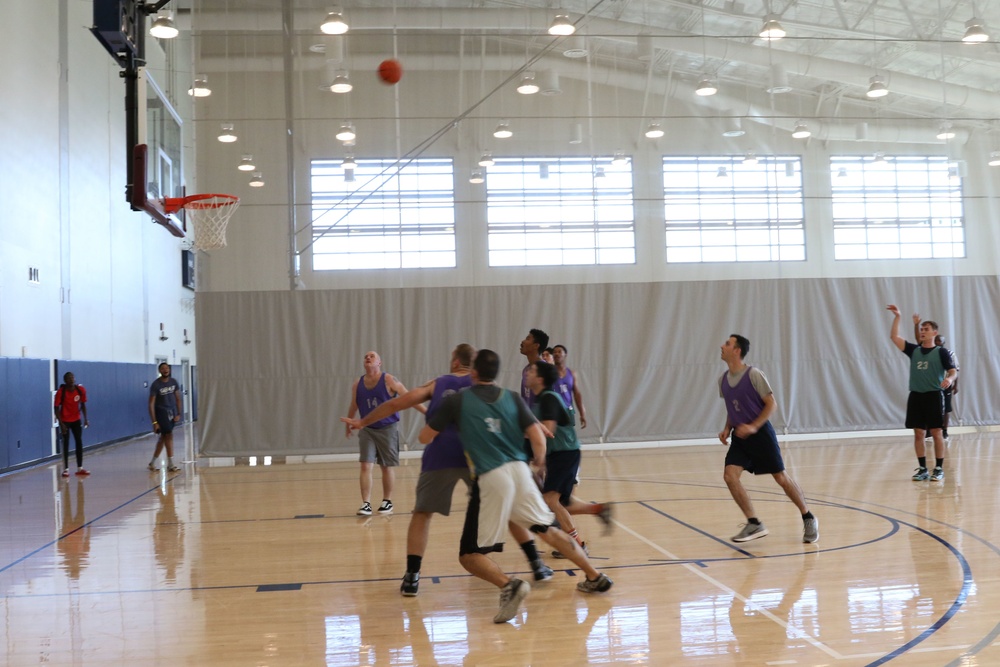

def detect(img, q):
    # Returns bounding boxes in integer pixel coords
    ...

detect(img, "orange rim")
[163,193,239,214]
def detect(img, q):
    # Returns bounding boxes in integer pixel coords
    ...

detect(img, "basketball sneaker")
[597,503,614,535]
[494,578,530,623]
[930,466,944,481]
[912,467,930,481]
[357,502,373,516]
[803,517,819,544]
[576,573,614,593]
[377,499,393,514]
[75,469,90,476]
[400,572,420,597]
[61,469,70,478]
[530,559,553,581]
[552,542,588,559]
[732,522,769,542]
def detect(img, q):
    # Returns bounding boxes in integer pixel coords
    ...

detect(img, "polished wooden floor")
[2,426,999,666]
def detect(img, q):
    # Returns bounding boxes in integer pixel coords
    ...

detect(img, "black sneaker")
[930,466,944,481]
[400,572,420,597]
[377,499,393,514]
[357,502,373,516]
[912,467,929,481]
[530,559,553,581]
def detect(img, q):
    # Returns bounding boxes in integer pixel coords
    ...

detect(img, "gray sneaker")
[597,504,614,535]
[576,572,614,593]
[732,522,769,543]
[803,517,819,544]
[912,467,929,481]
[930,466,944,481]
[494,578,530,623]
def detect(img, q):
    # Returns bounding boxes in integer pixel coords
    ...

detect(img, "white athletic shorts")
[475,460,555,548]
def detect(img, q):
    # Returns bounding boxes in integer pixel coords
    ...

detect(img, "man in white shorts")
[420,349,613,624]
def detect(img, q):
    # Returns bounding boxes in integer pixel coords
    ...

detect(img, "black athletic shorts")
[905,390,944,431]
[725,422,785,475]
[542,449,581,505]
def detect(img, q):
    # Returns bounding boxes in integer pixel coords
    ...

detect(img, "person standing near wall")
[718,334,818,544]
[551,344,588,429]
[148,362,182,472]
[345,351,417,516]
[890,306,957,481]
[913,315,959,441]
[54,372,89,477]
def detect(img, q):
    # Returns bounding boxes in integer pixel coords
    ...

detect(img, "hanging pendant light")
[218,123,238,143]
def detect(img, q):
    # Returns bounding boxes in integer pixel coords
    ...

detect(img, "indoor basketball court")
[2,427,999,665]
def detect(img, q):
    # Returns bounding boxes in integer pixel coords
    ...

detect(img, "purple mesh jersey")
[720,367,766,426]
[553,369,574,409]
[421,373,473,471]
[356,373,400,428]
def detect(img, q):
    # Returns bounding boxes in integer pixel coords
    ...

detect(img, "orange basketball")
[378,59,403,85]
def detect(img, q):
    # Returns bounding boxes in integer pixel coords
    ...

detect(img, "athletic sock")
[519,540,540,563]
[568,529,583,546]
[748,517,761,525]
[802,511,814,521]
[918,456,927,469]
[936,459,944,469]
[406,554,422,574]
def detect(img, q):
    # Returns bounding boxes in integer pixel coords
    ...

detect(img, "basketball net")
[182,195,239,250]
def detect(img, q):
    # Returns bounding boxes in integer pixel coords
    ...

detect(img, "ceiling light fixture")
[837,167,848,178]
[320,8,349,35]
[342,156,356,170]
[866,75,889,98]
[469,168,485,184]
[742,152,759,165]
[330,71,352,93]
[149,11,179,39]
[594,166,606,178]
[766,64,792,94]
[548,14,575,36]
[218,123,238,143]
[873,151,888,165]
[962,17,989,43]
[478,151,495,167]
[716,166,728,178]
[516,72,539,95]
[695,78,718,96]
[611,151,628,166]
[988,151,1000,166]
[187,76,211,97]
[249,172,265,188]
[493,121,513,139]
[759,14,786,41]
[237,155,256,172]
[791,122,812,139]
[336,123,356,142]
[645,122,664,139]
[722,118,745,137]
[936,121,956,140]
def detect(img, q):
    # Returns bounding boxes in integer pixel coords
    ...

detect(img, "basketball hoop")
[163,194,239,250]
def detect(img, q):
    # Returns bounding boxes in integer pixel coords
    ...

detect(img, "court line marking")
[613,512,844,660]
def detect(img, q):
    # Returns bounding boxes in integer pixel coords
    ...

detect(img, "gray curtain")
[196,276,998,456]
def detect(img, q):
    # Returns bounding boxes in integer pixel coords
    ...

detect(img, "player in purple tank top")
[718,334,817,545]
[345,351,413,517]
[341,344,555,597]
[552,344,588,428]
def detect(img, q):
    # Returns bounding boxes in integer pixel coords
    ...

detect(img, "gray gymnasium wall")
[196,275,998,457]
